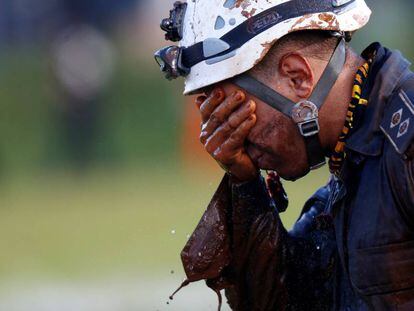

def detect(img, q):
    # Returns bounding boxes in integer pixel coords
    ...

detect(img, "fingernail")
[196,96,205,105]
[234,91,243,101]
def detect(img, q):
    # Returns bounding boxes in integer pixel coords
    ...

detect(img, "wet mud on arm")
[225,176,294,310]
[181,174,334,311]
[227,177,335,311]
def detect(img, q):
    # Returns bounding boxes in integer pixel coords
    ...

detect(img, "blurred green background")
[0,0,413,310]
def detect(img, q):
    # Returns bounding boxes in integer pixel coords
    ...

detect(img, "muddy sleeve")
[225,176,335,311]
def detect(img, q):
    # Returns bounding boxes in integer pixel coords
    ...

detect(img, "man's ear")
[278,53,314,99]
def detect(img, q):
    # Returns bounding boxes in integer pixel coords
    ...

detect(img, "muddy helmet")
[155,0,371,94]
[155,0,371,171]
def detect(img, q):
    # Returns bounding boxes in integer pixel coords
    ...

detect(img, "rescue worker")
[155,0,414,310]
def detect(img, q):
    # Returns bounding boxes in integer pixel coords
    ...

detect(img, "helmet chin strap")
[232,38,346,170]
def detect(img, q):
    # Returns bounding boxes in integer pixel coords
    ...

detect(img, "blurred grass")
[0,165,329,282]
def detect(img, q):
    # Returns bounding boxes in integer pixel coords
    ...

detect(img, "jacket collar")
[345,43,412,157]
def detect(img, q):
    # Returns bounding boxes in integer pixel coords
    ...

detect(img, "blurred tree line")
[0,0,412,174]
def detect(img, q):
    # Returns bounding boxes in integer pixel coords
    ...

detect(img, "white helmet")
[155,0,371,171]
[155,0,371,95]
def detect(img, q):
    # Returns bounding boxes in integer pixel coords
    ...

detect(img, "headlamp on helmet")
[154,45,189,80]
[155,1,190,80]
[160,1,187,42]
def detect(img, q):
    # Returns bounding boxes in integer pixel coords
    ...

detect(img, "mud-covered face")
[214,82,310,180]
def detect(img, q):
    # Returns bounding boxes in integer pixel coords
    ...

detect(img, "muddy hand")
[196,88,259,182]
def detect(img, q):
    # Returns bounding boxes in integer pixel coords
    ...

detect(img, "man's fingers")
[196,96,207,132]
[195,96,207,109]
[202,90,246,137]
[201,100,256,147]
[199,88,224,123]
[228,100,256,128]
[220,114,256,153]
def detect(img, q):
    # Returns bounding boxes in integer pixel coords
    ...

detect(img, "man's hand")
[196,88,259,182]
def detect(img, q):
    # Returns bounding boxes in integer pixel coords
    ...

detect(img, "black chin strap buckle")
[300,120,320,137]
[291,101,326,170]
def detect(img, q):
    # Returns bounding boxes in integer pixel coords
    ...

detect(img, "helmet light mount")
[156,1,189,80]
[160,1,187,42]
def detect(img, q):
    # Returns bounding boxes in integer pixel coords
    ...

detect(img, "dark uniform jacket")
[181,44,414,311]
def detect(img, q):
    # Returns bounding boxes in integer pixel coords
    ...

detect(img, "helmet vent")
[223,0,236,9]
[214,16,226,30]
